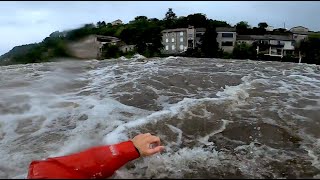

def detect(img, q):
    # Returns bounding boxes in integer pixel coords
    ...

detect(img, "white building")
[111,19,123,26]
[216,27,237,53]
[161,26,205,54]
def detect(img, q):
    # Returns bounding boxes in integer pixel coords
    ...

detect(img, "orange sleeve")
[27,140,140,179]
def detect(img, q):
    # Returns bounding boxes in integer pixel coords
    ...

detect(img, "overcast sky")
[0,1,319,55]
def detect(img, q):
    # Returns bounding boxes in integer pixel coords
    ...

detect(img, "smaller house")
[236,34,295,58]
[111,19,123,26]
[216,27,237,53]
[289,26,313,43]
[67,35,122,59]
[262,35,295,57]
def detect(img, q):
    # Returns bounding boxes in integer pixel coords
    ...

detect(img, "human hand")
[131,133,165,157]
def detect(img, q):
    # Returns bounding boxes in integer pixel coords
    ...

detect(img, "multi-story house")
[236,34,295,57]
[161,26,206,54]
[216,27,237,53]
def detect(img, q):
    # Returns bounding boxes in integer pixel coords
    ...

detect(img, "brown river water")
[0,57,319,178]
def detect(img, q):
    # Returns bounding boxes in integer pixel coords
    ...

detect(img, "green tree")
[164,8,177,21]
[208,20,231,27]
[232,42,257,59]
[258,22,268,29]
[300,36,320,65]
[236,21,251,34]
[200,26,219,57]
[102,44,121,59]
[97,21,106,28]
[186,13,208,28]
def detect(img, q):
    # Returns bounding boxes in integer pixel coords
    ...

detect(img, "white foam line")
[166,124,183,145]
[289,74,320,83]
[102,97,218,145]
[198,119,233,145]
[306,148,320,170]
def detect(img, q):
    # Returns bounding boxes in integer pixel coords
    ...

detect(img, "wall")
[293,34,308,43]
[187,28,195,48]
[217,32,237,53]
[66,35,100,59]
[283,41,294,50]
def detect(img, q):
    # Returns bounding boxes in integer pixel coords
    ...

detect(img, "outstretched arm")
[27,133,164,179]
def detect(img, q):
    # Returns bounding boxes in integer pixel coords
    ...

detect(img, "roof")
[195,28,206,32]
[95,35,120,42]
[237,35,258,40]
[236,34,293,41]
[265,35,293,41]
[216,27,236,32]
[161,28,187,33]
[292,31,314,35]
[289,26,309,31]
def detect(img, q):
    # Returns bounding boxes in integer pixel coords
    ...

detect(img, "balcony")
[269,40,284,46]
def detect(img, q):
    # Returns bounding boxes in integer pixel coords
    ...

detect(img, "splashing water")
[0,57,320,178]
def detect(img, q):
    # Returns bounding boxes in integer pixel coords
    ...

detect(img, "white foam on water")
[215,64,224,67]
[166,124,183,146]
[118,56,128,61]
[165,56,179,60]
[102,97,205,144]
[216,75,252,105]
[131,54,146,61]
[114,147,220,179]
[198,119,233,145]
[1,57,320,178]
[103,73,258,147]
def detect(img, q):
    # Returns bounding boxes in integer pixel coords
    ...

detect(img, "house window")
[165,45,169,50]
[172,45,175,50]
[222,33,234,38]
[180,45,183,50]
[166,38,168,43]
[221,41,233,46]
[180,32,183,36]
[180,37,183,42]
[172,38,175,42]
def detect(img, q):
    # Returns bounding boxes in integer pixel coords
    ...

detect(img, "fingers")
[132,133,165,157]
[146,146,165,155]
[144,133,151,136]
[147,136,161,146]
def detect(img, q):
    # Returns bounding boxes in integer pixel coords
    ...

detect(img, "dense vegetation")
[0,8,320,65]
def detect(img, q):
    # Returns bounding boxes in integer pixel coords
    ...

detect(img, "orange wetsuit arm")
[27,140,140,179]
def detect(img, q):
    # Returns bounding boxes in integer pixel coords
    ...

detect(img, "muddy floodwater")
[0,57,319,178]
